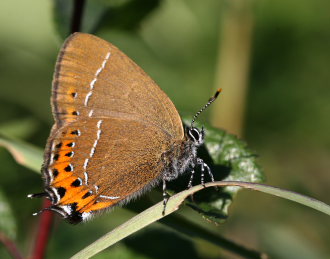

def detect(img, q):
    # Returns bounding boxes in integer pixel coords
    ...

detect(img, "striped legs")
[187,158,215,189]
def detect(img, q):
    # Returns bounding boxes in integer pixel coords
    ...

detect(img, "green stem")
[71,181,330,259]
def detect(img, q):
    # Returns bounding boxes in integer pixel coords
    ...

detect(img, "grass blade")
[0,134,43,173]
[71,181,330,258]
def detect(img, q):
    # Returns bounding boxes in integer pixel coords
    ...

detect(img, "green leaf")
[0,189,17,240]
[96,0,162,32]
[168,119,265,223]
[0,134,43,173]
[71,181,330,259]
[0,118,39,140]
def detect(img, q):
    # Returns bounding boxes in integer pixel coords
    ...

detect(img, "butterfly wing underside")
[41,33,184,222]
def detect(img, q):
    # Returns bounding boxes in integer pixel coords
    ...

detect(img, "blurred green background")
[0,0,329,258]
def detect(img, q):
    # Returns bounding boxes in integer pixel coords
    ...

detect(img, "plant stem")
[70,0,86,34]
[30,199,54,259]
[0,232,23,259]
[211,0,254,137]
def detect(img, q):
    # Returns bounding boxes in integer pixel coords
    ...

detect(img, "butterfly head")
[187,126,204,146]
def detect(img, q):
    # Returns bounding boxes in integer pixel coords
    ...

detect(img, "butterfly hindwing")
[42,117,174,222]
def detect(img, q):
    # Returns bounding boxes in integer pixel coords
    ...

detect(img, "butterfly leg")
[204,162,215,183]
[197,158,205,187]
[162,179,169,215]
[197,158,215,186]
[187,169,195,189]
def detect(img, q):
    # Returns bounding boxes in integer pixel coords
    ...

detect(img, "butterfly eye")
[188,127,201,143]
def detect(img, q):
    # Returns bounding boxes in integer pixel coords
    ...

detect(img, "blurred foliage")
[0,0,329,258]
[0,134,43,173]
[53,0,162,39]
[0,190,16,240]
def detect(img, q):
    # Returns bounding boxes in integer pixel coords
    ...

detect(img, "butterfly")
[29,33,221,224]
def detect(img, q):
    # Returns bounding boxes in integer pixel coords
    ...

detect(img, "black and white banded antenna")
[191,88,222,128]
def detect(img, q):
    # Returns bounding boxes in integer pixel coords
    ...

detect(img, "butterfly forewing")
[52,33,183,138]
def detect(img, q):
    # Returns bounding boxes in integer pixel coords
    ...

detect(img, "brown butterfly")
[29,33,220,223]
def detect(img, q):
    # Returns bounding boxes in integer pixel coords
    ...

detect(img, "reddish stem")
[30,199,54,259]
[0,232,23,259]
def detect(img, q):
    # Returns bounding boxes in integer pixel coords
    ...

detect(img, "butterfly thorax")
[162,127,203,181]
